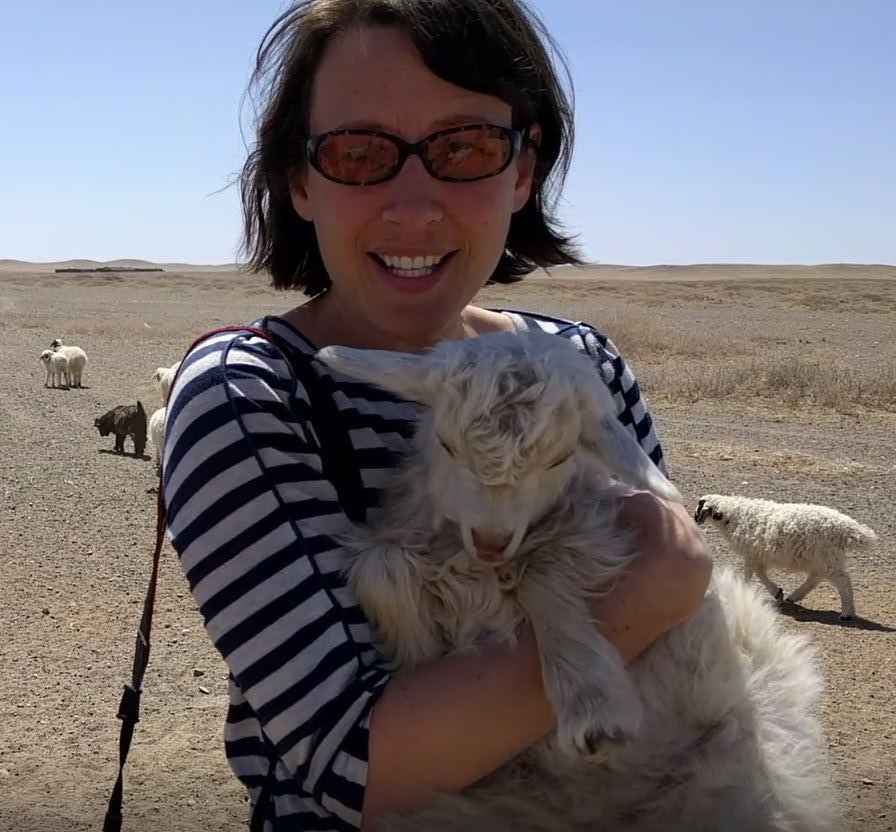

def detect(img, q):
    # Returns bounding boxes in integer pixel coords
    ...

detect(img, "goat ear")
[315,346,438,403]
[579,387,681,502]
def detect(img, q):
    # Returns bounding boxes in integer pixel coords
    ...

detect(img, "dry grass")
[509,276,896,415]
[16,315,203,350]
[644,356,896,412]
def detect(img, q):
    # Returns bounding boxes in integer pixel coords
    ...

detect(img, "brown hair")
[241,0,582,295]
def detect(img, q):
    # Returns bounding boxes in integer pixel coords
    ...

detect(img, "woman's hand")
[588,491,714,662]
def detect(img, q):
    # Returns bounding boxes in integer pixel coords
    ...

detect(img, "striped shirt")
[162,309,667,831]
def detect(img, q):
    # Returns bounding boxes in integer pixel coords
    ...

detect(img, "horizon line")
[2,258,895,270]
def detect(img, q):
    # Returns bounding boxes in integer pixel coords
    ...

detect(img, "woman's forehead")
[308,25,511,136]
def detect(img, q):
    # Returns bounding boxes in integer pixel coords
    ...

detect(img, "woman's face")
[290,25,538,348]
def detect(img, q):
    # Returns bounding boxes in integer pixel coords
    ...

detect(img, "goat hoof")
[839,613,853,621]
[774,588,785,601]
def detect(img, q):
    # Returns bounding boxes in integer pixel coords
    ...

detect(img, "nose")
[380,156,443,228]
[471,528,513,561]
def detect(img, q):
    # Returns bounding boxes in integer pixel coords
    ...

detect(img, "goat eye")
[438,437,455,456]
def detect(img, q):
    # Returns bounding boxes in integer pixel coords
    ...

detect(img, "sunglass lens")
[316,133,399,184]
[426,126,513,181]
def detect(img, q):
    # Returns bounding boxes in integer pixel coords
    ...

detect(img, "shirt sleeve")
[576,324,669,478]
[162,329,390,829]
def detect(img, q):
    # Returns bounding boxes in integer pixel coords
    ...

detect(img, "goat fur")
[148,406,166,471]
[695,494,877,619]
[40,349,69,388]
[315,331,837,832]
[49,339,87,387]
[152,360,181,402]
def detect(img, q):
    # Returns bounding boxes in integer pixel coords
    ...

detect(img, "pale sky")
[1,1,893,265]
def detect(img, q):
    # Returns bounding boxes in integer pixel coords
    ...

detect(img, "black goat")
[94,401,148,457]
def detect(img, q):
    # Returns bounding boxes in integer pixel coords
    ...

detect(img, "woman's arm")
[361,492,713,829]
[164,331,393,829]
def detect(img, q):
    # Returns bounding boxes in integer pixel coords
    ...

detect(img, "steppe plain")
[1,261,894,831]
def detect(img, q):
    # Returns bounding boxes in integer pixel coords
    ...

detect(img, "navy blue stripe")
[331,380,414,404]
[165,398,236,491]
[634,412,654,442]
[337,408,418,437]
[226,736,272,760]
[272,809,351,832]
[201,539,320,622]
[258,639,359,728]
[218,582,342,665]
[227,698,256,723]
[310,682,384,806]
[177,476,278,566]
[182,495,286,587]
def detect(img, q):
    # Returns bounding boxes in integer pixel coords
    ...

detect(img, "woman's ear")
[512,123,541,213]
[290,170,314,222]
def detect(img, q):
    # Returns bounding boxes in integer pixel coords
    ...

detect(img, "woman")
[163,1,713,829]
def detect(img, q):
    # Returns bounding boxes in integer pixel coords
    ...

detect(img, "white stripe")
[197,529,318,635]
[227,592,341,684]
[358,466,396,490]
[224,716,265,743]
[321,791,363,828]
[178,491,279,577]
[333,390,420,420]
[256,447,324,472]
[273,789,337,820]
[307,686,380,793]
[629,397,647,425]
[227,753,272,780]
[168,454,264,544]
[239,411,302,436]
[275,478,343,510]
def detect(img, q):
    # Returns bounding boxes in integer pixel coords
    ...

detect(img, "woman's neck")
[282,290,512,353]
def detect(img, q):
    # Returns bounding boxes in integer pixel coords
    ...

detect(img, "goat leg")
[517,573,642,759]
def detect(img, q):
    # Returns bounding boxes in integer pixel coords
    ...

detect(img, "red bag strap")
[103,326,275,832]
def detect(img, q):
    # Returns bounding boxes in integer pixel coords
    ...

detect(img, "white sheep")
[694,494,876,620]
[148,406,166,471]
[49,338,88,387]
[152,360,181,402]
[316,331,836,832]
[40,349,69,388]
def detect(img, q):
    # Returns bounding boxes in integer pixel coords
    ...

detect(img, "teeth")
[380,253,445,270]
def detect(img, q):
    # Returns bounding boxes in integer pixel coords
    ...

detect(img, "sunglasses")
[305,123,529,186]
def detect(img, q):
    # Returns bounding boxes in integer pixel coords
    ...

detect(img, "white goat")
[152,360,181,402]
[49,338,88,387]
[40,349,69,388]
[316,331,836,832]
[148,406,166,471]
[694,494,876,620]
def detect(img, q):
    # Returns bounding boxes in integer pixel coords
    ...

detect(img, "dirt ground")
[0,264,893,831]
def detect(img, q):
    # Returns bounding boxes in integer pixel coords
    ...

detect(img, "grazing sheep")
[49,338,88,387]
[694,494,877,620]
[39,349,69,388]
[316,331,836,832]
[152,360,181,401]
[148,406,166,471]
[94,401,148,457]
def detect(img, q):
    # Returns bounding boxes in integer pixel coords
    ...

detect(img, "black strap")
[105,324,366,830]
[103,484,165,832]
[265,327,367,524]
